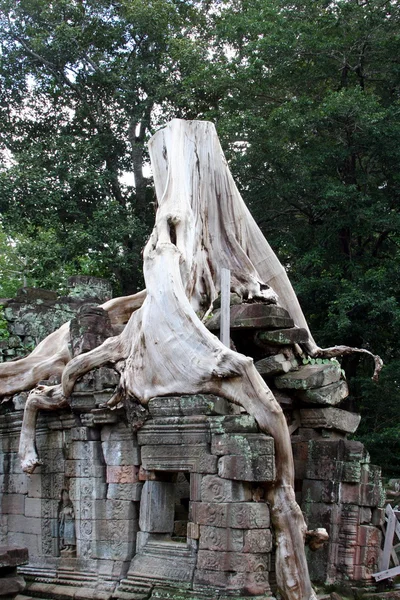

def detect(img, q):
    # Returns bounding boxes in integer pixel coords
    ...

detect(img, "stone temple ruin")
[0,120,387,600]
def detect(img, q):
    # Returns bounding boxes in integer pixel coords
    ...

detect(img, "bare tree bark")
[7,120,322,600]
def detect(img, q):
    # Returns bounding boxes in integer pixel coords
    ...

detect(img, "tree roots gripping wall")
[0,120,382,600]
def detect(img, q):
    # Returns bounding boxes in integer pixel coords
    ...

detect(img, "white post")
[220,268,230,347]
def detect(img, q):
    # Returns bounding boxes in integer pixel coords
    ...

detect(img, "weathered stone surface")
[0,574,26,596]
[300,407,361,433]
[275,363,341,390]
[106,465,140,484]
[305,440,368,483]
[302,479,340,504]
[296,380,349,406]
[256,328,309,346]
[128,540,197,584]
[141,445,217,474]
[102,439,141,466]
[139,481,175,533]
[208,415,258,434]
[193,569,271,596]
[255,353,296,376]
[0,546,29,568]
[197,550,270,573]
[148,395,234,417]
[190,502,270,529]
[199,526,243,551]
[200,476,252,503]
[1,494,25,515]
[218,454,275,482]
[211,432,274,457]
[67,441,104,462]
[243,529,273,553]
[206,303,294,331]
[107,483,143,501]
[138,419,210,446]
[69,306,114,357]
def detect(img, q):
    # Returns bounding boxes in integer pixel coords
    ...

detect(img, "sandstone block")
[70,393,97,412]
[107,483,143,501]
[148,395,234,417]
[90,540,135,561]
[218,454,275,482]
[300,407,361,433]
[141,445,217,474]
[71,427,101,441]
[256,327,309,346]
[211,432,274,457]
[24,497,42,518]
[187,522,200,540]
[206,303,294,331]
[138,420,210,447]
[197,550,270,573]
[201,476,252,503]
[199,526,243,552]
[302,479,339,504]
[1,494,25,515]
[106,465,140,484]
[255,353,296,376]
[67,441,104,462]
[0,474,28,495]
[190,473,203,501]
[65,459,105,479]
[102,440,141,466]
[296,380,349,406]
[0,574,26,596]
[340,483,361,504]
[93,519,137,542]
[243,529,273,553]
[193,570,270,596]
[7,515,41,535]
[69,478,107,501]
[357,525,381,547]
[275,364,341,390]
[139,481,175,533]
[0,546,29,568]
[209,415,258,434]
[190,502,270,529]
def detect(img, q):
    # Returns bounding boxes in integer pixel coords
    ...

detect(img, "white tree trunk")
[2,120,326,599]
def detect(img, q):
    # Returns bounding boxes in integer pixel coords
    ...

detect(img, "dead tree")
[0,119,382,600]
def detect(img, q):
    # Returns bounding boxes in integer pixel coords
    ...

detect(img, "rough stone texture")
[296,380,349,406]
[256,327,309,346]
[0,546,29,568]
[300,407,361,434]
[275,363,342,390]
[206,304,294,331]
[255,353,297,376]
[139,481,175,533]
[200,476,252,503]
[0,281,386,597]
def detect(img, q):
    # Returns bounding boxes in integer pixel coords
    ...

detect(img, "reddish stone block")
[340,483,361,505]
[106,465,139,484]
[352,565,374,581]
[243,529,272,553]
[138,467,158,481]
[357,525,381,547]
